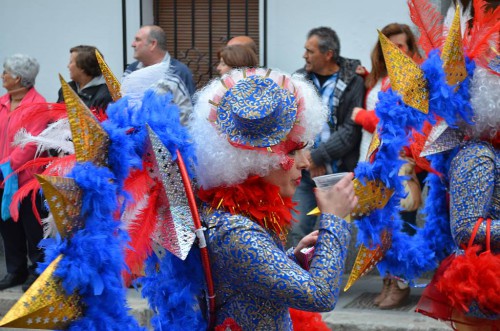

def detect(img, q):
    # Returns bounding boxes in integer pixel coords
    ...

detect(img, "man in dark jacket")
[288,27,364,247]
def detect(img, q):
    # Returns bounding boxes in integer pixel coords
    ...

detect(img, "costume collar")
[198,176,297,242]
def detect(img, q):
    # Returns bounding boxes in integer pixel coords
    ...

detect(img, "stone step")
[0,278,453,331]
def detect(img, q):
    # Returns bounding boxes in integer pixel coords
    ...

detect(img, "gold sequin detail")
[351,178,394,218]
[0,255,82,329]
[95,50,122,101]
[60,75,110,167]
[36,175,83,239]
[441,5,467,87]
[344,231,392,291]
[379,31,429,114]
[366,131,380,161]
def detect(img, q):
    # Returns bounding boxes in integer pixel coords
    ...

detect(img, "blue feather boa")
[122,91,207,329]
[107,90,204,329]
[140,249,207,330]
[39,161,143,330]
[105,91,196,178]
[38,89,200,330]
[354,51,475,281]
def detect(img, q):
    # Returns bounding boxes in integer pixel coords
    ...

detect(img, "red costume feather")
[8,155,76,222]
[9,178,40,223]
[408,0,445,55]
[122,168,159,286]
[464,0,500,67]
[10,103,68,129]
[436,245,500,315]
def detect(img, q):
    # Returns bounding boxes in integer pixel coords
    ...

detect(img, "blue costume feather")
[354,51,475,281]
[36,89,200,330]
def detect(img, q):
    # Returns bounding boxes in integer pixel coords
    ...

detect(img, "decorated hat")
[192,68,326,189]
[214,73,298,148]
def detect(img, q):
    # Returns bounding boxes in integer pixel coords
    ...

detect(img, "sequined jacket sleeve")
[207,212,351,311]
[449,141,499,250]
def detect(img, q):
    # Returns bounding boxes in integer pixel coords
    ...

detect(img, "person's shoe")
[378,280,410,309]
[373,277,391,306]
[0,273,28,290]
[22,274,38,292]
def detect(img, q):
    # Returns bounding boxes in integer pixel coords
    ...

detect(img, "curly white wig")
[467,66,500,140]
[190,68,326,189]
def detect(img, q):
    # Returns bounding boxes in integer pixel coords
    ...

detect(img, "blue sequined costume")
[449,141,499,251]
[204,209,351,330]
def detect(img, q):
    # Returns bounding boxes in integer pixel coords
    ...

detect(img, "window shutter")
[156,0,259,88]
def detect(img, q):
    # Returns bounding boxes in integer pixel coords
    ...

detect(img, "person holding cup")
[191,68,357,329]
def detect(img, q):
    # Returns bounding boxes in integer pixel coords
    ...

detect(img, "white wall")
[0,0,430,99]
[265,0,415,73]
[0,0,144,101]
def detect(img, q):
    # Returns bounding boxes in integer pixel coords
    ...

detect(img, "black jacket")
[297,57,364,172]
[57,81,112,111]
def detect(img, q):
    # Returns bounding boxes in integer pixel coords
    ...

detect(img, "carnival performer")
[351,22,427,309]
[350,1,499,329]
[416,64,500,331]
[189,68,358,330]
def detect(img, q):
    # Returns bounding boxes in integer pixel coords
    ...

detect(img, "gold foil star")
[59,75,110,167]
[36,175,83,239]
[307,178,393,217]
[379,31,429,114]
[95,50,122,101]
[441,5,467,87]
[366,131,380,161]
[350,178,394,218]
[0,255,82,329]
[344,231,392,291]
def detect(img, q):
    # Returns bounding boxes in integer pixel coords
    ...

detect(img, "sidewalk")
[0,276,451,331]
[0,236,451,331]
[324,275,452,331]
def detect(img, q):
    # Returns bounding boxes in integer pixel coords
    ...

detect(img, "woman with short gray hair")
[3,54,40,90]
[1,54,45,110]
[0,53,47,292]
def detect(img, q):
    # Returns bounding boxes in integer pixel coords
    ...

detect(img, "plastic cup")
[312,172,348,189]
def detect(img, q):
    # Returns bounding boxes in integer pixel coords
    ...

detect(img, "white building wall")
[265,0,415,73]
[1,0,433,99]
[0,0,144,101]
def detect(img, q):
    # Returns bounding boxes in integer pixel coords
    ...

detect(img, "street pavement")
[0,235,452,331]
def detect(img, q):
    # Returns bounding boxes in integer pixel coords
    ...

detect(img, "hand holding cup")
[313,172,358,218]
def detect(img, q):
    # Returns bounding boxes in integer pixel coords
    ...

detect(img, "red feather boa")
[197,176,297,242]
[436,245,500,315]
[289,309,330,331]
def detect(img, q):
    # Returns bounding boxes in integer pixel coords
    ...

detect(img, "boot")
[378,280,410,309]
[373,277,391,306]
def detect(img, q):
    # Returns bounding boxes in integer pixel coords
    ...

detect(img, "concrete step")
[0,275,453,331]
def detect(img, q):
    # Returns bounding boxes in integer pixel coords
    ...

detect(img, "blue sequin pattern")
[216,75,298,148]
[449,141,499,251]
[204,208,351,330]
